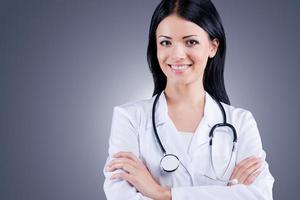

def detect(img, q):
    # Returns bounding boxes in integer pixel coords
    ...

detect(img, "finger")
[230,156,261,180]
[244,170,260,185]
[108,162,136,174]
[238,156,261,170]
[110,172,137,187]
[113,151,140,163]
[236,155,257,166]
[108,157,138,169]
[107,158,137,173]
[110,172,133,181]
[244,170,262,185]
[238,160,262,183]
[229,156,256,179]
[235,158,261,178]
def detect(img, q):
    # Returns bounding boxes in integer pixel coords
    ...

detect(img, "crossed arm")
[103,106,274,200]
[105,152,263,200]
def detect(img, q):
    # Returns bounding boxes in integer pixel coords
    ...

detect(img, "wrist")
[163,188,172,200]
[155,186,171,200]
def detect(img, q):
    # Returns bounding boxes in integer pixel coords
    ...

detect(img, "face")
[156,14,219,86]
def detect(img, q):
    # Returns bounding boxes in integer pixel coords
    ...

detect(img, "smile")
[168,64,192,73]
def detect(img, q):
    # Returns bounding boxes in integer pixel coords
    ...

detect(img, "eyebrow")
[158,35,199,39]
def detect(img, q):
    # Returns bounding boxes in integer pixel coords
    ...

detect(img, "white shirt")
[177,131,194,153]
[103,91,274,200]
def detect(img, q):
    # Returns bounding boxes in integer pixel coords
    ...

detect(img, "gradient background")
[1,0,299,199]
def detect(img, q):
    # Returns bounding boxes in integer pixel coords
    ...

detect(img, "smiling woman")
[156,14,219,82]
[155,14,220,133]
[103,0,274,199]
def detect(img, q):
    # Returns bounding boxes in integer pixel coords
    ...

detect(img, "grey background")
[1,0,299,199]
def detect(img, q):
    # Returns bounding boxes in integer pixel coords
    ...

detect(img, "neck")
[164,81,205,107]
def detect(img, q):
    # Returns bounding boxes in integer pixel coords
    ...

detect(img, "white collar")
[153,90,224,128]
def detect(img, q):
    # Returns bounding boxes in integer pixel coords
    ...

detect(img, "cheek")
[189,50,209,65]
[157,48,168,64]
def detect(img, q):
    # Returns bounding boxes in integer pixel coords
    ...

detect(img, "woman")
[103,0,274,199]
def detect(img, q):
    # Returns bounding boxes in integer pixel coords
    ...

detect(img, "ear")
[209,38,219,58]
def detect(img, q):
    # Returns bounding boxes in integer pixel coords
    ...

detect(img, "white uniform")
[103,91,274,200]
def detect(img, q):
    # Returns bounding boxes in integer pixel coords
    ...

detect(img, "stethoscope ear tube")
[209,123,237,144]
[153,91,238,177]
[209,96,237,144]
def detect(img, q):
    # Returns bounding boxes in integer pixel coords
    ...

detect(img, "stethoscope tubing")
[152,90,238,178]
[152,91,166,154]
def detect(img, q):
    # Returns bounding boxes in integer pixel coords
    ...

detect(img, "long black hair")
[147,0,230,105]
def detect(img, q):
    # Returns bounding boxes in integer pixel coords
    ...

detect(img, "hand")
[106,151,171,200]
[228,155,263,186]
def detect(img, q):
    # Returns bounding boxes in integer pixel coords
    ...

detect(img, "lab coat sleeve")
[103,106,151,200]
[171,111,275,200]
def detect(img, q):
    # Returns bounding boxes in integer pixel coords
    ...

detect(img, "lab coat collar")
[153,90,223,128]
[152,91,168,127]
[151,90,223,180]
[204,91,224,128]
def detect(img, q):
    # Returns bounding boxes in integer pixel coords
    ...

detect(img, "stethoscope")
[152,91,239,185]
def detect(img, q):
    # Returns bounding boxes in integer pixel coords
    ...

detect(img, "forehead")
[156,14,209,39]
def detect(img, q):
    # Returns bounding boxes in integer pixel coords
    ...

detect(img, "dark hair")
[147,0,230,104]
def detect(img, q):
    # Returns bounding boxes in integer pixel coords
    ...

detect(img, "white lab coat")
[103,91,274,200]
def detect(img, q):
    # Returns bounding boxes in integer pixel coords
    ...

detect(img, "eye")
[186,39,199,47]
[159,40,171,47]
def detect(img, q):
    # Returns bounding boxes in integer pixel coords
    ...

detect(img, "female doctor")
[103,0,274,199]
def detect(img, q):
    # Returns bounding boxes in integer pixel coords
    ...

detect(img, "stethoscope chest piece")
[160,154,180,172]
[153,91,237,179]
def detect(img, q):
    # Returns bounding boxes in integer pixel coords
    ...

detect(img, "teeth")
[170,65,190,70]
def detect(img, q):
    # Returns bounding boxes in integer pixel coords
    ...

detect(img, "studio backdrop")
[1,0,300,199]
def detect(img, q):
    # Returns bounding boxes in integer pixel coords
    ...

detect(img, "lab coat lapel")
[189,92,223,152]
[153,91,193,173]
[204,92,224,128]
[152,91,225,178]
[151,91,223,130]
[188,92,224,180]
[152,91,168,127]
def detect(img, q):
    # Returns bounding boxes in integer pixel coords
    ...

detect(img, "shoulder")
[112,96,154,126]
[114,96,154,115]
[221,104,265,162]
[221,102,258,134]
[222,102,254,120]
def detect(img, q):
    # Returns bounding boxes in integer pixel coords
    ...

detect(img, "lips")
[168,64,192,70]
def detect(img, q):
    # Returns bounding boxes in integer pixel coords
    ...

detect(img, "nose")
[170,44,186,62]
